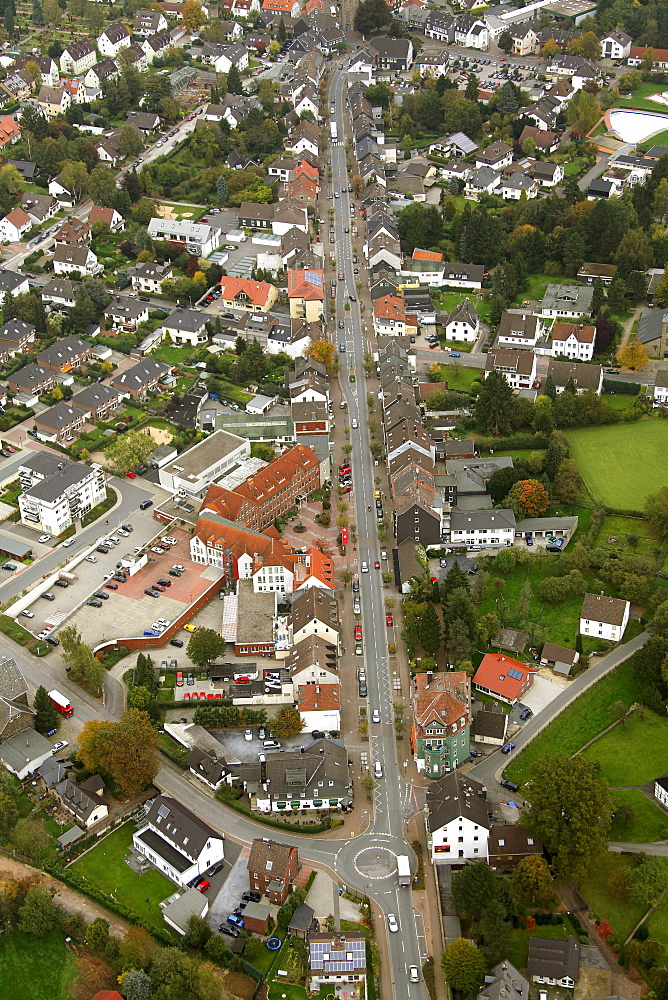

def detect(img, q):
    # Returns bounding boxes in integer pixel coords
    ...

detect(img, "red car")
[196,880,210,892]
[386,615,394,627]
[354,625,362,639]
[125,471,136,479]
[374,561,380,569]
[338,272,344,280]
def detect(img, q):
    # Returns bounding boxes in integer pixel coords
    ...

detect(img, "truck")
[397,855,412,886]
[58,571,77,584]
[330,121,337,140]
[48,689,73,717]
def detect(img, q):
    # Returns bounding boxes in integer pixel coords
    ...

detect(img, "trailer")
[58,571,77,584]
[397,855,412,886]
[48,689,73,717]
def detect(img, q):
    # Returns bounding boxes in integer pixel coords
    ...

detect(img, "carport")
[0,534,32,559]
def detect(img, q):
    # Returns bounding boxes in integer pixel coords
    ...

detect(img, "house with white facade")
[446,509,516,551]
[465,166,501,200]
[130,261,173,293]
[579,593,630,642]
[18,452,106,535]
[485,347,537,389]
[444,298,479,343]
[496,312,543,349]
[454,14,488,49]
[290,588,341,647]
[297,683,341,733]
[55,776,108,829]
[59,39,97,76]
[53,244,101,277]
[653,368,668,407]
[309,933,367,990]
[162,308,209,347]
[97,23,131,58]
[550,322,595,361]
[0,207,32,243]
[442,262,484,289]
[601,30,631,60]
[133,794,225,888]
[147,218,222,257]
[547,360,603,395]
[540,284,594,319]
[427,770,491,863]
[654,774,668,809]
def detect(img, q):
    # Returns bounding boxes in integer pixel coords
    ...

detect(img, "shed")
[0,534,32,559]
[242,900,272,935]
[492,628,528,655]
[246,393,277,414]
[57,825,85,849]
[288,902,317,939]
[162,888,209,935]
[148,444,177,468]
[540,641,579,675]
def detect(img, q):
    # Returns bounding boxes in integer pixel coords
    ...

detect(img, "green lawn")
[648,892,668,947]
[610,789,668,843]
[583,710,668,786]
[506,917,578,971]
[436,363,483,392]
[268,984,308,1000]
[0,928,76,1000]
[563,156,587,177]
[639,127,668,152]
[435,289,492,322]
[71,822,175,931]
[592,513,658,559]
[511,272,574,306]
[505,660,637,785]
[612,85,668,112]
[567,420,668,510]
[603,391,637,411]
[150,344,198,365]
[581,853,647,941]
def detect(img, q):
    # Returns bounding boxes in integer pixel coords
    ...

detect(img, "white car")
[117,528,129,537]
[151,622,165,632]
[172,564,185,572]
[156,618,170,626]
[388,914,399,933]
[51,741,68,754]
[372,708,380,723]
[20,610,34,618]
[244,729,253,741]
[85,555,97,563]
[151,546,165,554]
[38,534,51,544]
[162,536,178,545]
[409,966,419,983]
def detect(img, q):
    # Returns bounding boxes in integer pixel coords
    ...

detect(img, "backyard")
[609,789,668,843]
[581,853,649,943]
[434,289,492,323]
[505,660,638,786]
[0,928,76,1000]
[506,916,580,971]
[567,420,668,510]
[582,709,668,786]
[435,363,483,392]
[70,822,175,933]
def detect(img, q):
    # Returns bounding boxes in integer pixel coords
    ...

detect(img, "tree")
[182,0,205,31]
[307,338,336,373]
[512,854,553,904]
[487,466,524,505]
[277,15,286,42]
[649,601,668,639]
[106,431,155,474]
[565,89,602,139]
[615,801,636,828]
[418,601,442,657]
[77,710,160,798]
[451,861,512,920]
[118,125,144,157]
[353,0,391,35]
[617,340,648,371]
[553,458,582,504]
[527,753,613,880]
[498,29,513,54]
[645,488,668,540]
[541,38,561,59]
[33,685,59,734]
[12,817,53,861]
[272,705,303,738]
[19,886,59,936]
[475,370,517,436]
[441,938,486,996]
[69,642,105,694]
[86,917,110,955]
[32,0,44,23]
[187,628,226,668]
[397,203,443,255]
[227,63,243,95]
[504,479,550,518]
[184,914,212,950]
[216,174,228,204]
[479,899,513,966]
[127,686,154,712]
[59,161,89,202]
[445,618,472,666]
[119,969,153,1000]
[628,857,668,907]
[568,30,601,61]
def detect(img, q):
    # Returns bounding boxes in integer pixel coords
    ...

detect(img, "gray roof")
[547,360,602,391]
[426,770,490,833]
[71,383,122,411]
[541,283,593,313]
[22,457,93,503]
[144,793,221,861]
[541,642,577,666]
[471,709,507,739]
[0,728,52,773]
[527,936,580,983]
[105,296,148,321]
[0,318,34,344]
[232,738,349,801]
[113,358,171,391]
[163,308,207,334]
[0,269,26,293]
[638,307,667,345]
[478,960,529,1000]
[515,516,577,533]
[446,298,478,328]
[162,888,209,934]
[450,509,516,532]
[443,262,484,283]
[469,166,500,188]
[41,277,78,302]
[0,534,31,557]
[36,402,85,431]
[55,777,105,822]
[10,362,52,389]
[289,901,315,932]
[38,758,69,787]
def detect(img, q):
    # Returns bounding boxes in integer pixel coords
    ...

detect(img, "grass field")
[435,289,492,322]
[504,660,637,785]
[610,789,668,843]
[583,710,668,786]
[511,272,574,306]
[648,892,668,947]
[639,127,668,152]
[436,363,483,392]
[567,420,668,509]
[0,929,76,1000]
[71,822,174,931]
[582,853,647,941]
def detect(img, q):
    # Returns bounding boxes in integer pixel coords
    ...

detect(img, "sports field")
[566,420,668,509]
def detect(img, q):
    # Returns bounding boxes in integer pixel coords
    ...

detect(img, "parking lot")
[210,726,330,764]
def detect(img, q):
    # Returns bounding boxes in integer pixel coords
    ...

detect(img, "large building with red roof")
[473,654,535,706]
[287,268,324,323]
[218,275,278,313]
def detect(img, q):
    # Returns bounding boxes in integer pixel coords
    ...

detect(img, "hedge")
[603,378,640,395]
[476,432,550,453]
[214,790,335,834]
[193,705,268,727]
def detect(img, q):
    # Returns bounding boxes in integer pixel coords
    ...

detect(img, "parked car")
[105,581,118,590]
[501,742,516,754]
[1,563,17,571]
[85,555,97,563]
[519,708,533,720]
[144,588,159,598]
[500,778,519,792]
[242,891,262,903]
[42,592,55,601]
[139,500,153,510]
[93,591,109,600]
[170,638,184,647]
[87,599,103,607]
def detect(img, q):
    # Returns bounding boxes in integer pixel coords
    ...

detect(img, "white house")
[290,589,341,647]
[442,262,484,289]
[601,30,631,60]
[654,775,668,809]
[147,217,222,257]
[161,307,209,347]
[580,593,630,642]
[55,776,108,829]
[0,207,32,243]
[53,244,101,277]
[465,166,501,200]
[210,43,249,74]
[653,368,668,407]
[97,23,131,58]
[447,509,516,551]
[59,39,97,76]
[547,360,603,395]
[496,312,544,349]
[131,261,173,293]
[427,771,491,863]
[18,452,106,535]
[485,347,537,389]
[133,794,225,888]
[541,284,594,319]
[297,683,341,733]
[551,322,595,362]
[454,15,489,50]
[444,298,479,343]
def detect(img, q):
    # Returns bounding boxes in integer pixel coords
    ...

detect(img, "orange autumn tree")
[77,710,160,798]
[505,479,550,519]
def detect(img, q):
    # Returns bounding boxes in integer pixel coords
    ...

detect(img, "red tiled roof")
[298,683,340,711]
[413,249,443,261]
[0,115,20,146]
[630,46,668,61]
[219,275,275,307]
[236,445,320,503]
[5,207,30,228]
[304,546,334,586]
[473,654,535,701]
[374,294,405,321]
[287,268,324,300]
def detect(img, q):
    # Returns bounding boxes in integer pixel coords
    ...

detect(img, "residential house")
[133,9,169,35]
[103,296,150,333]
[218,276,278,313]
[473,653,535,706]
[496,312,543,349]
[547,360,603,394]
[579,593,630,642]
[297,683,340,732]
[601,30,631,59]
[442,262,484,289]
[577,263,617,286]
[465,166,501,200]
[142,30,172,63]
[146,218,222,257]
[8,362,54,397]
[471,707,508,746]
[0,269,28,298]
[501,173,539,200]
[518,124,558,153]
[653,368,668,407]
[309,933,366,990]
[7,160,36,181]
[0,115,20,149]
[53,244,101,277]
[487,827,543,871]
[540,284,594,319]
[654,775,668,809]
[21,193,58,225]
[628,46,668,70]
[83,59,119,92]
[0,656,36,742]
[287,269,324,323]
[162,308,209,347]
[0,207,32,243]
[37,335,93,373]
[54,217,91,245]
[54,776,108,829]
[247,838,298,904]
[286,634,338,686]
[17,452,106,535]
[528,937,580,989]
[0,728,53,781]
[454,13,488,49]
[427,770,491,863]
[290,588,340,646]
[112,358,172,399]
[550,322,595,362]
[510,23,539,55]
[14,54,59,87]
[0,318,35,361]
[130,261,173,293]
[369,36,414,72]
[540,642,579,675]
[411,671,471,778]
[71,383,123,421]
[133,794,225,888]
[125,111,160,136]
[478,962,529,1000]
[41,277,78,312]
[446,509,517,551]
[0,72,33,102]
[59,39,97,76]
[532,160,563,188]
[35,402,88,444]
[476,140,513,170]
[98,23,131,58]
[95,137,122,166]
[373,294,406,337]
[485,348,537,389]
[444,298,479,343]
[89,206,124,232]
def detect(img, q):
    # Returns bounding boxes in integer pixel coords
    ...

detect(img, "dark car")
[45,635,60,646]
[96,545,109,554]
[311,730,326,740]
[168,568,182,578]
[87,599,103,607]
[55,579,68,588]
[359,680,367,697]
[242,891,262,903]
[122,524,133,533]
[0,448,11,457]
[519,708,533,720]
[219,924,239,938]
[170,638,184,647]
[469,749,483,758]
[105,581,118,590]
[500,778,520,792]
[501,742,516,754]
[208,862,224,876]
[144,588,159,597]
[94,591,109,600]
[42,592,55,601]
[1,562,17,571]
[157,578,171,587]
[139,500,153,510]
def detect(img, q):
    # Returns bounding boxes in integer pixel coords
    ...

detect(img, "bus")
[330,121,337,140]
[48,690,73,717]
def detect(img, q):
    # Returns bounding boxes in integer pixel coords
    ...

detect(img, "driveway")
[206,839,245,930]
[516,674,564,716]
[306,870,359,922]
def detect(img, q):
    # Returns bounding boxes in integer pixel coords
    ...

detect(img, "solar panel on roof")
[157,803,170,818]
[507,668,523,681]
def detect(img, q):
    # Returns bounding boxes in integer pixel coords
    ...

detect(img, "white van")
[361,561,369,573]
[374,761,383,778]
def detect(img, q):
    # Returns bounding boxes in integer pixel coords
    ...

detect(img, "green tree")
[353,0,392,34]
[479,899,513,965]
[227,63,243,95]
[445,618,472,666]
[4,8,15,36]
[527,753,613,880]
[216,174,228,204]
[277,15,286,42]
[649,601,668,639]
[628,857,668,907]
[183,914,212,950]
[498,29,513,53]
[12,817,53,861]
[544,373,557,402]
[69,642,105,694]
[397,202,443,255]
[512,854,553,903]
[86,917,110,955]
[565,89,602,139]
[33,685,59,734]
[272,705,303,738]
[487,466,524,505]
[118,125,144,157]
[187,628,227,668]
[127,686,154,712]
[119,969,153,1000]
[568,30,601,61]
[78,711,160,798]
[441,938,486,996]
[59,161,89,202]
[418,600,442,657]
[0,772,19,835]
[32,0,44,23]
[645,487,668,540]
[451,861,512,920]
[475,370,516,436]
[19,886,59,936]
[106,431,155,474]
